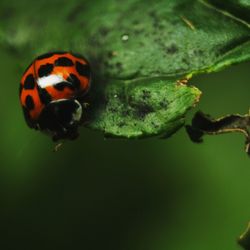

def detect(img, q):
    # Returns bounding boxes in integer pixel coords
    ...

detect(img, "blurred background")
[0,47,249,250]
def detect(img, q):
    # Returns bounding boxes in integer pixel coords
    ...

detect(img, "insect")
[19,51,91,142]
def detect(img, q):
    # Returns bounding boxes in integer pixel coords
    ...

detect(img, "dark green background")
[0,47,249,249]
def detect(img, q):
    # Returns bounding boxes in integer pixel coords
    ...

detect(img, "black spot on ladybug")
[23,74,35,89]
[54,57,74,66]
[38,88,52,105]
[67,74,81,89]
[22,106,30,120]
[22,106,35,128]
[25,95,35,110]
[54,81,75,91]
[38,63,54,77]
[36,52,66,60]
[76,61,90,77]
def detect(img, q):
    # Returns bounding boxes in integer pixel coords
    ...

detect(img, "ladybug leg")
[82,102,90,108]
[52,125,79,141]
[53,142,63,152]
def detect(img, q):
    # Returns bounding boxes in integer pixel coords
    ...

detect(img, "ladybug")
[19,51,91,141]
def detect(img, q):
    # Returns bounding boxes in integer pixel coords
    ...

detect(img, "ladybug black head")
[37,99,83,141]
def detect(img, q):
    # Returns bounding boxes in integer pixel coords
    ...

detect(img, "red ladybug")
[19,52,91,141]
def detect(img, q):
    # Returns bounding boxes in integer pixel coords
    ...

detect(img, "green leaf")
[87,79,200,138]
[0,0,249,138]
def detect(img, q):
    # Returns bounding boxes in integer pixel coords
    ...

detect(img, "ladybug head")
[37,99,83,141]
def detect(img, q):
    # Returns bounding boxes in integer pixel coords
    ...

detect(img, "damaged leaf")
[87,79,200,137]
[186,111,250,155]
[0,0,249,138]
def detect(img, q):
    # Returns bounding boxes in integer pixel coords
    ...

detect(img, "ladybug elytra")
[19,51,91,141]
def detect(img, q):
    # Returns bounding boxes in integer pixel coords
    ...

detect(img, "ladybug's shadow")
[80,55,110,127]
